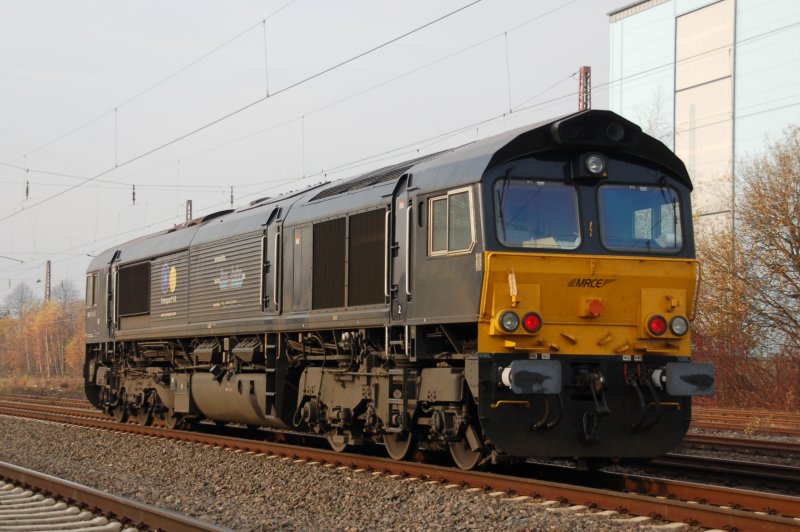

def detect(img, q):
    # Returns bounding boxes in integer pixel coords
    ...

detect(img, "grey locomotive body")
[84,110,713,468]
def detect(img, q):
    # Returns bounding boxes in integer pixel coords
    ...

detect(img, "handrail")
[273,231,280,310]
[405,205,413,297]
[384,210,391,298]
[260,234,267,311]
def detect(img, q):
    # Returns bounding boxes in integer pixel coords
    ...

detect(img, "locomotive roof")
[299,108,690,201]
[89,109,690,270]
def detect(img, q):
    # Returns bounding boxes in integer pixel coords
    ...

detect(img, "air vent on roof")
[166,209,233,233]
[249,196,271,206]
[310,150,448,202]
[199,209,233,223]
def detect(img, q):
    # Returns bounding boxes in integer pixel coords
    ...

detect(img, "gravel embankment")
[0,416,658,531]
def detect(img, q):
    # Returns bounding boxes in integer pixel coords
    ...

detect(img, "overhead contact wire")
[0,0,483,224]
[2,0,298,164]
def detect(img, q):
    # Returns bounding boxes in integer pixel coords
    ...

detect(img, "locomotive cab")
[470,111,714,460]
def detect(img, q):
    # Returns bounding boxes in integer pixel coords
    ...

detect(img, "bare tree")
[52,279,80,310]
[635,86,673,148]
[735,125,800,353]
[3,283,37,318]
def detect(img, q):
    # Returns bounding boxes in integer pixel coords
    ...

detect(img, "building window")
[674,0,734,219]
[428,188,475,256]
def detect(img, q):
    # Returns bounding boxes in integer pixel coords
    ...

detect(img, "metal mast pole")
[44,260,51,302]
[578,66,591,111]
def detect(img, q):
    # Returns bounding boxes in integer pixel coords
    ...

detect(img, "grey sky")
[0,0,622,303]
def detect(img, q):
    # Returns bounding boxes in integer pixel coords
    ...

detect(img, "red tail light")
[647,315,668,336]
[522,312,543,333]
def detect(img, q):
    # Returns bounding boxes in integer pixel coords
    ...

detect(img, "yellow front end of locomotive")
[478,252,697,357]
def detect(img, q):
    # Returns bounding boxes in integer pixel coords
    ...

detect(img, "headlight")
[669,316,689,336]
[499,311,520,332]
[585,153,606,175]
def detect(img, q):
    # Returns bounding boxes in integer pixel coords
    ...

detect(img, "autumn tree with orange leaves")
[0,280,84,379]
[694,126,800,409]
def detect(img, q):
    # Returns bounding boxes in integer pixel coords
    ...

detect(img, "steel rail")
[696,407,800,421]
[683,433,800,456]
[2,404,799,531]
[0,461,229,532]
[8,397,800,444]
[694,414,800,427]
[654,453,800,485]
[692,407,800,435]
[0,394,91,409]
[691,420,800,437]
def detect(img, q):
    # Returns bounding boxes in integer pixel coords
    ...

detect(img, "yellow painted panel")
[478,252,696,357]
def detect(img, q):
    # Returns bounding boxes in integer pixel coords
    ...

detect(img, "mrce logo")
[567,278,617,288]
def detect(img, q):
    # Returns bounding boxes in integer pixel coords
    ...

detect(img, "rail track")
[0,461,227,531]
[1,398,799,531]
[691,407,800,436]
[7,395,799,435]
[682,433,800,457]
[0,394,91,410]
[651,453,800,489]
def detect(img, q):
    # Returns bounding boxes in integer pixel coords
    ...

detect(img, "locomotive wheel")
[164,408,183,430]
[113,404,129,423]
[327,429,349,453]
[137,391,156,426]
[138,408,155,426]
[448,425,484,470]
[383,432,418,461]
[448,439,483,470]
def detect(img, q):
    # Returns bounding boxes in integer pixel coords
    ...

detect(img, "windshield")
[598,185,682,252]
[495,179,580,249]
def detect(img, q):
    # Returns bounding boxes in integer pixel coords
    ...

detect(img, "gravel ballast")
[0,416,656,531]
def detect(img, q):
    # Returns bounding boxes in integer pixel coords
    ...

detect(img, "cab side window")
[85,272,98,308]
[428,188,475,256]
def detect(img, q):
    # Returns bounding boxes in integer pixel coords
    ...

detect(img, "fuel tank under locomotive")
[173,372,289,429]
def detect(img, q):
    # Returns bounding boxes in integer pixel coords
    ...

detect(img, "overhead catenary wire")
[6,6,795,196]
[2,0,299,165]
[0,0,606,197]
[0,0,484,225]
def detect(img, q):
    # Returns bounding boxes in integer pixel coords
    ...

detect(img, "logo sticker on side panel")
[567,278,617,288]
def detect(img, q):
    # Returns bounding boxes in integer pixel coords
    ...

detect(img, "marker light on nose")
[522,312,543,333]
[648,315,668,336]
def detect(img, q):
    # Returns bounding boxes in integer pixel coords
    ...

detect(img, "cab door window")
[428,188,475,256]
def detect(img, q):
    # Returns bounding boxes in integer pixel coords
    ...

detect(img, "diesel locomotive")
[84,110,714,469]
